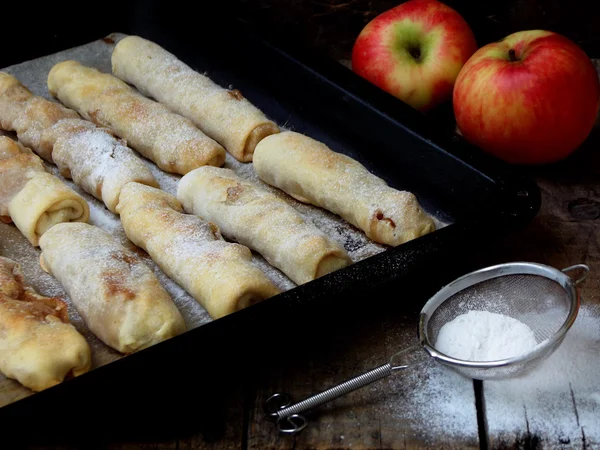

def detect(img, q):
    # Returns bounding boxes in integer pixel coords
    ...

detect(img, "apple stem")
[508,49,519,62]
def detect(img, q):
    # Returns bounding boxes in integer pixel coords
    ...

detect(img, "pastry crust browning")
[48,61,226,174]
[116,182,281,319]
[0,74,158,213]
[254,132,435,246]
[111,36,279,162]
[39,223,186,353]
[0,136,89,246]
[178,167,352,285]
[0,257,91,392]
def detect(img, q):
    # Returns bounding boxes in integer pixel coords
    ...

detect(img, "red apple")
[352,0,477,112]
[453,30,600,165]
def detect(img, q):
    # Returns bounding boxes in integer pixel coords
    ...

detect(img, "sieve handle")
[562,264,590,286]
[265,363,394,434]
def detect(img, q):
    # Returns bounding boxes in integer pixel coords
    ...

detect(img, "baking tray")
[0,6,540,442]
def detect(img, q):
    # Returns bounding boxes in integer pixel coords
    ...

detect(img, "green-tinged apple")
[352,0,477,112]
[453,30,600,165]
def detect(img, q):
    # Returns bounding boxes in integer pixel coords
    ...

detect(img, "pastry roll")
[47,61,226,174]
[254,132,436,246]
[0,72,80,161]
[0,257,91,392]
[177,167,352,285]
[117,182,281,319]
[111,35,279,162]
[0,137,32,160]
[51,119,159,213]
[0,137,90,246]
[39,223,186,353]
[0,75,157,213]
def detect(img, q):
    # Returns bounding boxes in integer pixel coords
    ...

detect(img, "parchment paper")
[0,33,447,408]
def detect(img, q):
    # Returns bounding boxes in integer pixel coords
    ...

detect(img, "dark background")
[1,0,599,69]
[0,1,597,446]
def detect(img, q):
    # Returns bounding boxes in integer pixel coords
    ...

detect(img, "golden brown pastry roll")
[111,36,279,162]
[39,223,186,353]
[254,131,435,246]
[0,136,32,160]
[0,74,157,213]
[0,72,80,161]
[0,137,90,246]
[51,119,159,213]
[116,182,281,319]
[177,167,352,285]
[47,61,226,174]
[0,257,91,392]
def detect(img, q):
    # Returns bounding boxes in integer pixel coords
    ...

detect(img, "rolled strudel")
[111,35,279,162]
[254,131,435,246]
[117,182,281,319]
[48,61,226,174]
[177,167,352,285]
[39,223,186,353]
[0,136,89,246]
[0,257,91,391]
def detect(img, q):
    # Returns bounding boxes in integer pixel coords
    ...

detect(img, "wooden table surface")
[15,1,600,449]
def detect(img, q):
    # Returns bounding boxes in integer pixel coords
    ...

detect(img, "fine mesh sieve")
[265,262,589,434]
[419,262,586,380]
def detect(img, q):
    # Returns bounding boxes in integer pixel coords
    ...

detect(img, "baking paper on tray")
[0,33,445,407]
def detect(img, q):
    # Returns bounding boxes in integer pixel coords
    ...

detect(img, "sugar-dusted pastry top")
[178,166,351,285]
[0,74,158,214]
[116,182,281,319]
[0,72,80,162]
[112,35,279,162]
[0,137,32,160]
[39,223,186,353]
[254,131,435,246]
[0,136,89,246]
[48,60,226,174]
[51,119,159,213]
[0,256,91,392]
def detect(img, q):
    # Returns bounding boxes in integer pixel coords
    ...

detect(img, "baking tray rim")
[0,25,541,419]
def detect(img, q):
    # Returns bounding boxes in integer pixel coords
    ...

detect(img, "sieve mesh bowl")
[418,262,583,380]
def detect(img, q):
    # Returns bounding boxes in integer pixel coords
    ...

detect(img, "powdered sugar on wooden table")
[1,32,594,447]
[381,304,600,445]
[484,304,600,447]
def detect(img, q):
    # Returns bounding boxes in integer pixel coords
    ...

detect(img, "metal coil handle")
[265,363,393,434]
[264,346,425,434]
[265,263,590,435]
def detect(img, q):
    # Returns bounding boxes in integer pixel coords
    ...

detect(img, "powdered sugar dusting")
[149,151,387,278]
[145,158,180,196]
[380,305,600,444]
[484,305,600,446]
[0,222,122,370]
[50,61,224,175]
[112,35,277,159]
[436,310,538,361]
[0,33,449,408]
[391,361,480,440]
[53,123,157,212]
[225,153,389,262]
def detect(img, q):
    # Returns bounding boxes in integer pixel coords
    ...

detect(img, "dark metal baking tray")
[0,5,540,442]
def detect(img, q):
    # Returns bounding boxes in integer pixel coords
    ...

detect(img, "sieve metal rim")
[418,262,582,370]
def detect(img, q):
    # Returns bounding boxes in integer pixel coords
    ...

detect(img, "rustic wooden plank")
[247,309,480,449]
[18,378,246,450]
[469,114,600,448]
